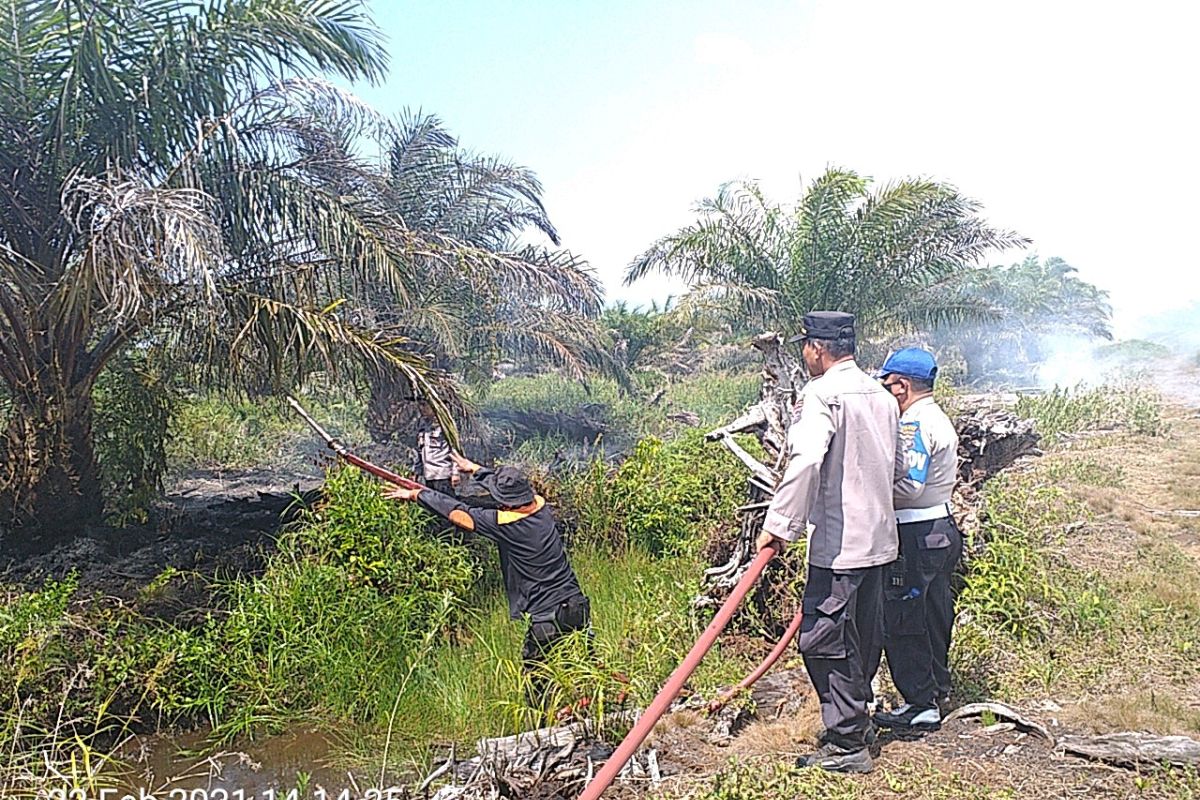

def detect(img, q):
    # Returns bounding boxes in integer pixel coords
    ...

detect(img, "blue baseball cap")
[880,347,938,381]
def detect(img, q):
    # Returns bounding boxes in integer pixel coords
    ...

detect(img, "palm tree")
[928,255,1113,384]
[625,169,1030,343]
[379,112,611,383]
[311,112,618,440]
[0,1,460,534]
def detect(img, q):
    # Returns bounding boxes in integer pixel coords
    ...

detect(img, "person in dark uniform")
[382,453,591,701]
[756,311,900,774]
[875,347,963,732]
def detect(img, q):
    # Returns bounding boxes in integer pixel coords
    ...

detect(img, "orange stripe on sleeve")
[448,509,475,531]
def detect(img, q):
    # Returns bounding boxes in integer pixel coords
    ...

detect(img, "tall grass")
[168,390,366,472]
[1015,384,1167,443]
[0,577,138,795]
[359,544,751,773]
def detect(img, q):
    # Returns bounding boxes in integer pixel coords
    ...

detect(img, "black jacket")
[419,486,583,622]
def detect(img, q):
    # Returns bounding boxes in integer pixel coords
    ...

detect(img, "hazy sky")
[348,0,1198,336]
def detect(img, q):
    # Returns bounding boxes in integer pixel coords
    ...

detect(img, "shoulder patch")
[903,421,930,483]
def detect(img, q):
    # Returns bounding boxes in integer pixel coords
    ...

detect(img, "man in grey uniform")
[756,311,899,774]
[875,348,963,731]
[415,400,455,496]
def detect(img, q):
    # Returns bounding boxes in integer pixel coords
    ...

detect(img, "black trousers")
[799,564,884,749]
[883,518,963,707]
[521,595,593,704]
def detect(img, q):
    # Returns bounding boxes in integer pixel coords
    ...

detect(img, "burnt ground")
[634,685,1179,800]
[0,468,321,612]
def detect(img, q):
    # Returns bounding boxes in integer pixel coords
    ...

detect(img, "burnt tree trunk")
[0,385,103,538]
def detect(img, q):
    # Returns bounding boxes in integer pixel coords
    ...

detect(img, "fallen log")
[476,710,639,761]
[954,402,1041,485]
[1057,732,1200,768]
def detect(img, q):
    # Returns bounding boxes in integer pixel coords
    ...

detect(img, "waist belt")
[896,502,951,524]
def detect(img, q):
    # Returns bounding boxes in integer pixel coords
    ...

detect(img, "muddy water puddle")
[116,729,399,795]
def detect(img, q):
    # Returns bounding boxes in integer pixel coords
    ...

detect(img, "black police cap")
[787,311,856,343]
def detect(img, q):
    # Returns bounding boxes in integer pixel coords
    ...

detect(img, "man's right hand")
[383,486,422,502]
[756,530,785,553]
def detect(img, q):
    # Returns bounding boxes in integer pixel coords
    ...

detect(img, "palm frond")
[54,173,224,327]
[625,166,1032,344]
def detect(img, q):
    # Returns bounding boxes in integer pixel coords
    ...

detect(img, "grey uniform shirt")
[763,360,900,570]
[418,423,454,481]
[894,396,959,511]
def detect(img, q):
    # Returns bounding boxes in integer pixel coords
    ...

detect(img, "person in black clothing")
[382,452,592,696]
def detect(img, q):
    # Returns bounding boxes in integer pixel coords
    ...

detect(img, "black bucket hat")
[477,465,535,507]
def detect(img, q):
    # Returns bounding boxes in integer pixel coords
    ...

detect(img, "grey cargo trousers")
[799,564,885,749]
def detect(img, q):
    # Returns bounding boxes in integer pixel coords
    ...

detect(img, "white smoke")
[1032,302,1200,406]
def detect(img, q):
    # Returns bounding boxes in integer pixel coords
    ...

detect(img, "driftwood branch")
[706,405,767,441]
[711,433,777,486]
[945,701,1055,742]
[1057,732,1200,768]
[476,710,639,760]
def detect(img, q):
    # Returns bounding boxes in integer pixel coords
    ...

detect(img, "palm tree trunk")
[0,385,103,538]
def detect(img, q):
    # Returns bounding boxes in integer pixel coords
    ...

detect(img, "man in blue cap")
[874,347,963,732]
[756,311,899,774]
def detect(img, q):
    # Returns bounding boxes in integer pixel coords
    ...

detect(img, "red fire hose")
[576,544,778,800]
[286,396,427,491]
[707,605,803,712]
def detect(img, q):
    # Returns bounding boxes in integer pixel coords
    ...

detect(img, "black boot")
[796,731,873,774]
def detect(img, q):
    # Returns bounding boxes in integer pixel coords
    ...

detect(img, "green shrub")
[564,429,749,554]
[959,476,1078,642]
[93,353,177,524]
[287,467,477,601]
[0,576,77,696]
